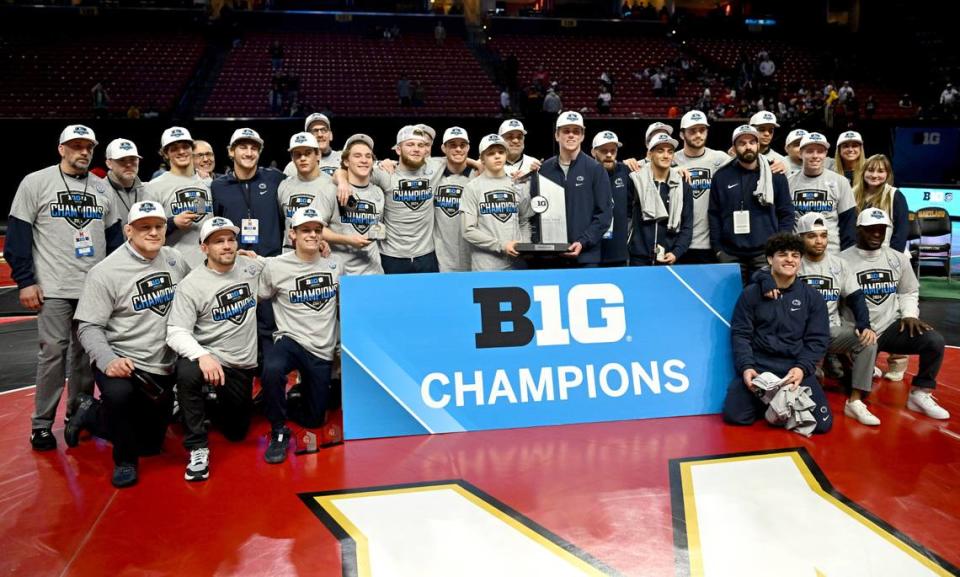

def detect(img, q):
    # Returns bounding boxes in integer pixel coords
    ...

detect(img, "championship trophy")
[517,174,570,254]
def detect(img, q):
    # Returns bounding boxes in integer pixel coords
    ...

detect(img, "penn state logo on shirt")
[687,168,712,200]
[212,283,255,325]
[289,273,338,312]
[394,178,433,210]
[857,269,897,305]
[434,185,464,218]
[793,190,834,214]
[285,194,315,218]
[171,187,212,221]
[800,275,840,302]
[338,199,379,235]
[50,191,106,230]
[479,190,518,223]
[131,272,176,316]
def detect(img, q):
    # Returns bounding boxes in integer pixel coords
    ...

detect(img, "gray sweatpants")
[31,298,94,429]
[828,324,878,393]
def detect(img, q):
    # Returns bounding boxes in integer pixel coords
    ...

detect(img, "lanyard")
[108,175,138,213]
[240,181,253,218]
[59,167,89,199]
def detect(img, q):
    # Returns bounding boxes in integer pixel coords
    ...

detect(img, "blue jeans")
[381,251,440,274]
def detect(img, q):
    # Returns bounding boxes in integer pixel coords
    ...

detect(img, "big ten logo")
[473,283,626,348]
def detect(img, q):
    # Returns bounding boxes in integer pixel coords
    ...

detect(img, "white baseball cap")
[647,132,679,151]
[395,125,428,146]
[479,134,508,154]
[343,133,375,153]
[680,110,709,130]
[498,119,527,136]
[161,126,193,148]
[644,122,674,146]
[442,126,469,144]
[837,130,863,147]
[343,134,373,152]
[229,127,264,148]
[415,124,437,141]
[59,124,98,145]
[749,111,780,127]
[290,206,327,229]
[785,129,808,146]
[105,138,142,160]
[592,130,622,149]
[731,124,760,144]
[200,216,240,243]
[556,111,585,130]
[304,113,331,131]
[127,201,166,225]
[799,132,830,151]
[796,212,829,234]
[288,132,319,151]
[857,208,892,228]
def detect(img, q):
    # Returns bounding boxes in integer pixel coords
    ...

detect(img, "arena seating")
[0,34,205,118]
[487,34,695,117]
[202,32,499,117]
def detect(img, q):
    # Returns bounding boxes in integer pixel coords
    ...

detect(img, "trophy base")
[517,243,571,255]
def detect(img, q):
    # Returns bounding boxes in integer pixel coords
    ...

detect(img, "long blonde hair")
[834,141,866,184]
[853,154,895,216]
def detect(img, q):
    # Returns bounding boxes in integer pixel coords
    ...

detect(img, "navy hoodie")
[731,278,830,377]
[627,178,694,264]
[537,151,613,265]
[212,167,286,257]
[601,162,635,264]
[708,161,795,258]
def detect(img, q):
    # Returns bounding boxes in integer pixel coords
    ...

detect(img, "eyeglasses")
[311,127,331,134]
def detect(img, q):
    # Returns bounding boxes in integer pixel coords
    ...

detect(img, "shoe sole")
[843,406,880,426]
[31,444,57,452]
[883,372,905,381]
[64,427,81,448]
[184,471,210,481]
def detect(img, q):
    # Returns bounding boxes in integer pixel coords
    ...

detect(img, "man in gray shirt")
[433,127,475,272]
[144,126,213,268]
[258,207,340,464]
[71,201,190,487]
[788,132,857,254]
[166,217,264,482]
[283,113,342,178]
[841,209,950,421]
[104,138,146,225]
[6,124,123,451]
[278,131,335,249]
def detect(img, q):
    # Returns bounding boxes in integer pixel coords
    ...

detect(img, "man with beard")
[337,125,440,274]
[283,113,341,178]
[841,209,950,420]
[6,124,123,451]
[591,130,635,267]
[259,207,340,464]
[788,132,857,254]
[499,119,541,178]
[192,140,220,185]
[462,134,533,271]
[723,233,833,434]
[432,127,475,272]
[166,217,264,481]
[708,125,795,285]
[145,127,213,268]
[627,133,693,266]
[104,138,146,226]
[316,134,385,276]
[71,201,190,486]
[673,110,731,264]
[536,111,613,267]
[278,132,334,250]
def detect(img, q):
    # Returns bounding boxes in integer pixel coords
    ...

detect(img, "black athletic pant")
[262,336,332,430]
[877,323,945,389]
[176,358,254,450]
[93,369,175,466]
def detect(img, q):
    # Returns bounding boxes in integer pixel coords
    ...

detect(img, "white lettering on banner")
[420,360,690,409]
[674,450,954,577]
[532,284,626,346]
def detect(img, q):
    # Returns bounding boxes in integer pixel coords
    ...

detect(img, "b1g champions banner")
[341,264,742,440]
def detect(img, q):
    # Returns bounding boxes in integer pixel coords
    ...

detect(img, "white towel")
[629,164,684,231]
[753,155,775,206]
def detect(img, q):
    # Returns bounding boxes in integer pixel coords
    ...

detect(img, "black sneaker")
[112,463,138,488]
[64,393,99,448]
[185,447,210,482]
[265,426,291,464]
[30,428,57,451]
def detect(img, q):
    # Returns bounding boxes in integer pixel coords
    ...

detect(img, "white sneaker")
[884,356,908,381]
[907,390,950,420]
[185,447,210,482]
[873,366,882,379]
[844,399,881,426]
